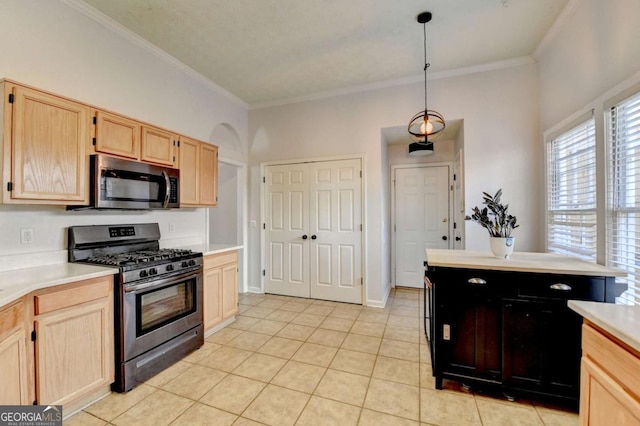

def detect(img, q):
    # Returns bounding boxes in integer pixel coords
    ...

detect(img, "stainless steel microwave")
[89,154,179,209]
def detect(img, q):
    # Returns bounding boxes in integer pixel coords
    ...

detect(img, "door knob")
[455,236,461,241]
[302,234,308,240]
[311,235,317,240]
[442,236,448,241]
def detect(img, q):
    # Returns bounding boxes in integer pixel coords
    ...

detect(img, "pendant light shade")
[408,12,445,143]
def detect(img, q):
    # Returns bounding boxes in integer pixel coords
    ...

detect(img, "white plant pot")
[490,237,515,259]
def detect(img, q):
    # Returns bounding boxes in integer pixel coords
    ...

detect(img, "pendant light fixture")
[408,11,445,144]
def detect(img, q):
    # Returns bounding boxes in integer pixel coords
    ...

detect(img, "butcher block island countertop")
[425,249,626,277]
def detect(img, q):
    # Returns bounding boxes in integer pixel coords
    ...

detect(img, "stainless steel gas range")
[68,223,204,392]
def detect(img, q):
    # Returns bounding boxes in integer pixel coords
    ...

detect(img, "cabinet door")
[35,297,113,406]
[0,329,30,405]
[199,143,218,206]
[94,110,140,160]
[141,126,177,167]
[179,137,200,205]
[203,267,223,330]
[581,358,640,425]
[222,262,238,319]
[503,299,581,397]
[9,86,89,203]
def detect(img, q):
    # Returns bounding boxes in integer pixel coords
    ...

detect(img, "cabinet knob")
[550,283,572,291]
[467,278,487,285]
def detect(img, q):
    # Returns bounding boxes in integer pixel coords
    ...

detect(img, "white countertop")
[568,300,640,353]
[0,263,117,307]
[426,249,625,277]
[179,244,243,256]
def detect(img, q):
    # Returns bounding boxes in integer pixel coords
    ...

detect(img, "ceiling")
[78,0,569,106]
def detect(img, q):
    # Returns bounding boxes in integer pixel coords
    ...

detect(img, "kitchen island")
[425,249,624,406]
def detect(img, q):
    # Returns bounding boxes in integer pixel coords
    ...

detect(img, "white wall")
[249,63,542,305]
[538,0,640,130]
[0,0,249,269]
[209,163,239,245]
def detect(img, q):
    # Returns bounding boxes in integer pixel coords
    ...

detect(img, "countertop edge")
[568,300,640,353]
[0,265,116,308]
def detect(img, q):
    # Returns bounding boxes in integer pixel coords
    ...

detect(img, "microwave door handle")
[162,170,171,208]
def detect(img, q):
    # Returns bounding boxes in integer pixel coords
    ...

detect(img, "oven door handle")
[162,170,171,208]
[124,269,200,293]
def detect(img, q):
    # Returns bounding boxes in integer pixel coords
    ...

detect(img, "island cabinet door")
[435,271,502,382]
[502,299,581,397]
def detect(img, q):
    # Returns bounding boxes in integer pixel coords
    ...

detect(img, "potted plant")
[465,189,519,259]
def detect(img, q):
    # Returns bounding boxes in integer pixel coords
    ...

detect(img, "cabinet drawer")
[583,324,640,399]
[34,277,111,315]
[0,300,24,337]
[433,268,517,298]
[518,274,605,301]
[204,251,238,270]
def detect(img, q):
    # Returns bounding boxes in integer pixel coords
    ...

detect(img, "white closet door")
[394,166,450,288]
[264,164,310,298]
[308,159,363,304]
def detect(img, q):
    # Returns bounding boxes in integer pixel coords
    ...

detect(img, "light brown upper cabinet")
[93,110,140,160]
[2,82,90,204]
[141,125,178,167]
[179,136,218,207]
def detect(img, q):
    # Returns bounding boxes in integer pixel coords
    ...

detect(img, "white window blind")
[607,91,640,306]
[546,118,597,261]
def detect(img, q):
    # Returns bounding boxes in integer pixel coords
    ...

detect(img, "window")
[607,91,640,305]
[546,117,597,261]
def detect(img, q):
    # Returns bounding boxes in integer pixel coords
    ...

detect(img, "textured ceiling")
[78,0,568,105]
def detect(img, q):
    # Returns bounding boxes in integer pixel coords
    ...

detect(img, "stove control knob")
[166,264,174,272]
[181,261,189,268]
[139,270,148,278]
[149,268,157,275]
[188,259,196,266]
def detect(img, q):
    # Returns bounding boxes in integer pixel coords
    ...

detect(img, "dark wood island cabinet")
[424,249,625,405]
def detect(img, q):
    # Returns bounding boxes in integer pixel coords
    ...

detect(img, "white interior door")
[264,159,363,303]
[394,166,450,288]
[264,164,310,298]
[309,159,362,304]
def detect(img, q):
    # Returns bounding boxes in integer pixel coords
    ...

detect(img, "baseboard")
[204,316,236,338]
[62,385,111,419]
[247,287,263,294]
[365,284,391,308]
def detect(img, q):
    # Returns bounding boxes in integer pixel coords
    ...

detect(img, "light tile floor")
[65,288,578,426]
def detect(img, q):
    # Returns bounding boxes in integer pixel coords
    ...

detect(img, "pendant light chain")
[423,21,428,117]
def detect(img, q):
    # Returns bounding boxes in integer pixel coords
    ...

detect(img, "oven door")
[92,154,179,209]
[122,268,202,361]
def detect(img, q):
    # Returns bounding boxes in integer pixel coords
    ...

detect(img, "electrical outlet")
[21,228,34,244]
[169,223,175,233]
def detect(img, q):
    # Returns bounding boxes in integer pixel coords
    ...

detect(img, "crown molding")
[58,0,248,109]
[250,56,535,110]
[533,0,584,60]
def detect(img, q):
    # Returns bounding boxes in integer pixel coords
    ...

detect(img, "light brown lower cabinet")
[0,298,31,405]
[203,250,239,332]
[33,276,114,406]
[579,323,640,425]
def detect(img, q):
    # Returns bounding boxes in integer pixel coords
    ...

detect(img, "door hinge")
[394,224,396,232]
[177,140,180,147]
[173,140,176,146]
[262,269,266,276]
[263,223,266,230]
[33,400,37,406]
[216,152,219,158]
[7,182,13,192]
[263,177,266,183]
[361,277,363,285]
[31,330,36,341]
[450,185,453,191]
[360,224,363,231]
[453,174,456,181]
[453,222,457,229]
[92,137,96,146]
[8,93,14,103]
[93,116,97,125]
[359,170,362,178]
[216,196,218,202]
